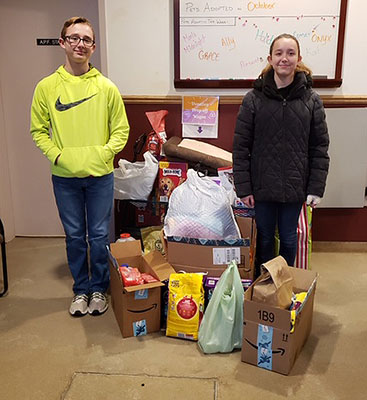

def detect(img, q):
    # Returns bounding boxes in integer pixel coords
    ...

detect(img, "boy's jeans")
[52,173,113,295]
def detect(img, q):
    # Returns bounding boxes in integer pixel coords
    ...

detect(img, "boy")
[30,17,129,316]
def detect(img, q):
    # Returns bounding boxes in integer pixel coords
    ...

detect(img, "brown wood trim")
[313,241,367,252]
[173,0,180,87]
[321,96,367,108]
[122,95,367,107]
[336,0,348,80]
[123,96,183,105]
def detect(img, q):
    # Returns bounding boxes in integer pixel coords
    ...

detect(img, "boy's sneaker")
[69,294,89,317]
[88,292,108,315]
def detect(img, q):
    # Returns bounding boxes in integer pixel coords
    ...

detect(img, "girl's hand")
[306,194,321,208]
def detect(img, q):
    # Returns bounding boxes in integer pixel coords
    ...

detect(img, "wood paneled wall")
[117,95,367,242]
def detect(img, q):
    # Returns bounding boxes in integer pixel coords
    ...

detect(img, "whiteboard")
[174,0,347,88]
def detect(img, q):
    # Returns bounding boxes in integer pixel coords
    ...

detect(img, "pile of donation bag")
[110,146,317,374]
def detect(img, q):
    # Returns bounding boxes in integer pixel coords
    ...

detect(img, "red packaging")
[145,132,161,159]
[145,110,169,159]
[158,161,188,202]
[119,266,145,286]
[141,273,159,283]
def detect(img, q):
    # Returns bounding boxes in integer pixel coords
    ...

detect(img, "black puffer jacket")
[233,71,329,203]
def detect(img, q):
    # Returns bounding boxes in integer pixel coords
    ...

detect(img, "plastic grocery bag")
[114,151,158,200]
[295,203,313,269]
[275,202,312,269]
[164,169,240,240]
[198,260,244,353]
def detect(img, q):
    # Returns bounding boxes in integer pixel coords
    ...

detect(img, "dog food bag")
[166,273,204,341]
[141,225,165,256]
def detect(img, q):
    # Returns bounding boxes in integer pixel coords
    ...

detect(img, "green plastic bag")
[198,260,244,353]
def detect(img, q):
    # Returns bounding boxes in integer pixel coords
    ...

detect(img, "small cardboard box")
[108,240,175,338]
[241,266,318,375]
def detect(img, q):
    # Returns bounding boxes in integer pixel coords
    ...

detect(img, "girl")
[233,33,329,269]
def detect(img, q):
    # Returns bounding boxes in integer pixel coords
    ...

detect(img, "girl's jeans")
[254,201,303,268]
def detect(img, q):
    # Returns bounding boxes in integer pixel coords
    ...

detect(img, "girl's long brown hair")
[260,33,312,77]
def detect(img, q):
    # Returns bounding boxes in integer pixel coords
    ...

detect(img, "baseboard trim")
[15,235,65,238]
[313,241,367,252]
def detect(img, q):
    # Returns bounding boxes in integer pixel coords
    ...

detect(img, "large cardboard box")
[166,215,256,280]
[235,215,256,242]
[241,266,317,375]
[167,236,254,280]
[108,240,174,338]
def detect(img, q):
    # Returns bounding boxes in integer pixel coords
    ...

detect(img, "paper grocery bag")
[252,256,294,309]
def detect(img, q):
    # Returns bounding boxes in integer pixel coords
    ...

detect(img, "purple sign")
[182,109,217,125]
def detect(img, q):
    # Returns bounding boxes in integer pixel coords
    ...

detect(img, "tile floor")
[1,237,366,399]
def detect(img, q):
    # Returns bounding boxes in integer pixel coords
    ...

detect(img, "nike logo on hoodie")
[55,94,97,111]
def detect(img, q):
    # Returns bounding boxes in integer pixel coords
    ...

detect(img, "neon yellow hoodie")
[30,65,129,178]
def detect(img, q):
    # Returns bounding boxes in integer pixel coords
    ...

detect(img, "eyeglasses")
[64,35,95,48]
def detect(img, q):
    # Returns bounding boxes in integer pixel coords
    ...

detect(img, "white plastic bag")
[198,260,244,353]
[218,171,237,205]
[114,151,158,200]
[164,169,240,240]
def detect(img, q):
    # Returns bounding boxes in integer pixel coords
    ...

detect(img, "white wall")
[100,0,367,208]
[1,1,366,238]
[102,0,367,96]
[322,109,367,207]
[0,81,15,240]
[0,0,101,238]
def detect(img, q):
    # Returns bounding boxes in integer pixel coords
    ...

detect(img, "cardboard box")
[108,240,175,338]
[241,266,318,375]
[166,236,254,280]
[165,214,256,280]
[235,214,256,241]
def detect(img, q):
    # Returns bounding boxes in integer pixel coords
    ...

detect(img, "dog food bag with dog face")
[158,161,188,202]
[166,273,204,341]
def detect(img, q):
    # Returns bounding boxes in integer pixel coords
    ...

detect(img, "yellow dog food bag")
[166,273,204,341]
